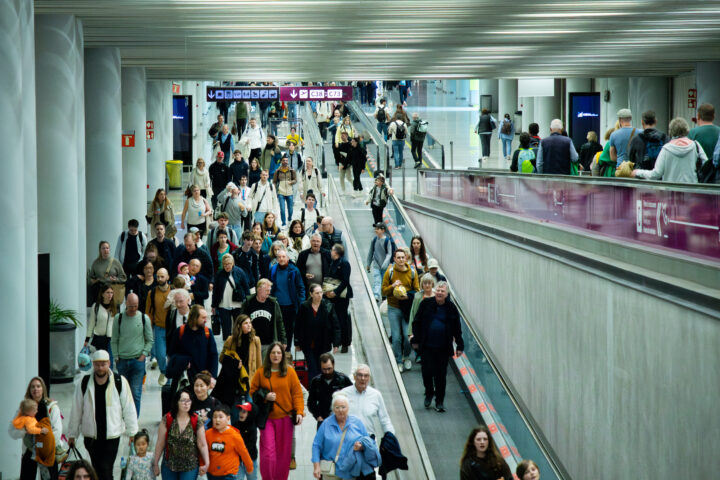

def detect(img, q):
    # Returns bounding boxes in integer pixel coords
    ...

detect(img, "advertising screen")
[569,92,601,151]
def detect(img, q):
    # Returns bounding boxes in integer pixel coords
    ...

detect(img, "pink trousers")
[259,416,293,480]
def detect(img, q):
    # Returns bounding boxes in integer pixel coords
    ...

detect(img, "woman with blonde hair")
[147,188,177,240]
[190,158,212,198]
[214,314,262,411]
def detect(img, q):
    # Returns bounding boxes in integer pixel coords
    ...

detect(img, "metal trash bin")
[166,160,183,189]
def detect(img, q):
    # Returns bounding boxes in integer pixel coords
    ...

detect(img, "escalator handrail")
[389,193,573,480]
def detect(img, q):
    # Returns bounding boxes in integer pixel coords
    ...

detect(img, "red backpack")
[179,324,210,339]
[164,412,200,459]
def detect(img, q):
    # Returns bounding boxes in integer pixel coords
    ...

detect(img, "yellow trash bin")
[166,160,183,189]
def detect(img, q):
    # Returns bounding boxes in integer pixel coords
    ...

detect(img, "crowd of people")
[11,84,546,480]
[489,103,720,183]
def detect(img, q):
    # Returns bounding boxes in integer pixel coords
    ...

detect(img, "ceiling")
[35,0,720,81]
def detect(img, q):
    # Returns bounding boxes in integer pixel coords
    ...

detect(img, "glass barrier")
[419,170,720,265]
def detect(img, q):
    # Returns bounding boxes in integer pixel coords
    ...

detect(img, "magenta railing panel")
[420,171,720,264]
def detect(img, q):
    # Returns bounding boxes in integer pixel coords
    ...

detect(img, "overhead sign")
[206,86,278,102]
[279,86,352,102]
[172,83,181,94]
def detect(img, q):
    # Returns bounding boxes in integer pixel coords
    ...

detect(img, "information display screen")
[569,92,601,151]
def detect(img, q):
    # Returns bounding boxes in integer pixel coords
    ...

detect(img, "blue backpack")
[642,138,665,169]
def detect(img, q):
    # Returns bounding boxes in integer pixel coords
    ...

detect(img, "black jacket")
[148,238,176,269]
[325,257,353,299]
[212,267,251,309]
[307,371,352,420]
[296,248,331,287]
[628,127,669,170]
[190,273,210,305]
[337,141,352,168]
[411,297,464,357]
[578,141,603,171]
[378,431,408,476]
[233,248,260,285]
[172,246,214,280]
[295,298,341,352]
[229,160,249,186]
[209,161,229,195]
[232,402,259,460]
[348,145,367,170]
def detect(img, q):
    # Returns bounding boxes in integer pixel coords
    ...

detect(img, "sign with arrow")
[206,86,279,102]
[279,86,352,102]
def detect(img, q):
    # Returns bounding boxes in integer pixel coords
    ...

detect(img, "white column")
[603,77,630,133]
[35,14,83,367]
[498,79,518,159]
[0,1,36,474]
[629,77,669,132]
[478,79,499,112]
[85,48,123,266]
[519,97,535,131]
[74,19,87,328]
[147,80,172,201]
[696,62,720,113]
[534,95,561,137]
[122,67,148,226]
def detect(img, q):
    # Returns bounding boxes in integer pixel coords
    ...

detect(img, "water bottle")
[120,456,126,469]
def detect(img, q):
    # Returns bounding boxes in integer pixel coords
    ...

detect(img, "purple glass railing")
[419,171,720,265]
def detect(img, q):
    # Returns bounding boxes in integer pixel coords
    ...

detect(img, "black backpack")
[81,372,123,396]
[394,121,407,140]
[377,107,387,123]
[641,138,665,169]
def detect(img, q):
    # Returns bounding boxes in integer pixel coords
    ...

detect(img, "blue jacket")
[212,266,251,309]
[270,263,305,310]
[337,435,382,478]
[378,431,408,476]
[325,257,353,299]
[498,118,515,140]
[312,415,369,479]
[169,324,219,378]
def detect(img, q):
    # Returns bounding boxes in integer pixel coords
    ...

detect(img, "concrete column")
[629,77,669,132]
[565,78,592,124]
[0,1,37,474]
[121,67,147,226]
[147,80,172,201]
[498,79,518,160]
[74,19,87,326]
[35,14,83,366]
[600,77,630,134]
[534,95,561,137]
[696,62,720,114]
[519,97,535,131]
[85,48,122,266]
[478,79,499,113]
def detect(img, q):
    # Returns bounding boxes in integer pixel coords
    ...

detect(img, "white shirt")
[174,309,190,329]
[340,385,394,436]
[244,125,265,150]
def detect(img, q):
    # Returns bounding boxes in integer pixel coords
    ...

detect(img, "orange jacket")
[249,367,304,419]
[205,426,253,476]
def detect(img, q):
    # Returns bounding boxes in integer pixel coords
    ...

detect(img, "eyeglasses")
[179,399,192,404]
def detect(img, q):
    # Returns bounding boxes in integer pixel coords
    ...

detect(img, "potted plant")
[49,299,81,383]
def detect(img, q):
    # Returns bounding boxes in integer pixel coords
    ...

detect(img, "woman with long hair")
[248,157,262,188]
[516,459,541,480]
[190,158,212,199]
[214,315,262,412]
[409,235,428,275]
[460,426,513,480]
[84,283,119,368]
[249,342,304,480]
[300,157,323,201]
[88,241,127,306]
[126,259,156,315]
[288,220,310,251]
[9,377,65,480]
[262,212,280,240]
[147,188,177,240]
[296,284,340,380]
[153,389,210,479]
[181,185,212,236]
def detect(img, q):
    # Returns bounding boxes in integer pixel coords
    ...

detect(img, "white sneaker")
[158,374,167,386]
[150,359,158,370]
[398,363,404,373]
[403,358,412,371]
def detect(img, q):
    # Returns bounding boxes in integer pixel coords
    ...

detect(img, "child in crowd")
[126,430,154,480]
[233,402,259,480]
[177,262,192,289]
[12,399,48,435]
[205,405,254,480]
[164,276,191,309]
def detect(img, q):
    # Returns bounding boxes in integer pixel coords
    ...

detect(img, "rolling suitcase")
[293,354,309,389]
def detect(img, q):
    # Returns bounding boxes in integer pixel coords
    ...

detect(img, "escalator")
[301,101,571,479]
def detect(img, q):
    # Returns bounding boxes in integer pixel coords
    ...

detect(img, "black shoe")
[435,403,445,412]
[414,162,421,168]
[424,397,432,409]
[341,345,349,353]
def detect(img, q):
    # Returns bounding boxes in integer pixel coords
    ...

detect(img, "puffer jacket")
[273,167,297,196]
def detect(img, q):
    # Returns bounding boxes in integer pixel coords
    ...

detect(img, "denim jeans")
[161,463,198,480]
[151,325,167,374]
[388,306,410,364]
[371,265,385,301]
[278,194,294,226]
[236,458,258,480]
[377,122,388,141]
[218,307,242,340]
[392,140,404,168]
[116,358,145,417]
[502,138,512,157]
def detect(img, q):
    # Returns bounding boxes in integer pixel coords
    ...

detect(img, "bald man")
[111,293,153,416]
[146,268,172,386]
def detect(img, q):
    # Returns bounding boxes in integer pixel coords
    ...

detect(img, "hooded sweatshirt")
[634,137,705,183]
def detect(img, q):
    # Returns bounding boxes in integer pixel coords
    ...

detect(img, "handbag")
[228,275,244,303]
[269,378,300,425]
[58,446,84,480]
[320,427,348,475]
[322,277,347,298]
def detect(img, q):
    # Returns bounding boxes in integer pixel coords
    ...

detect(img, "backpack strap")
[179,324,186,339]
[301,208,305,225]
[81,372,122,396]
[81,375,90,396]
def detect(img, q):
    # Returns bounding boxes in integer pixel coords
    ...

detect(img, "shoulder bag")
[322,277,347,298]
[320,427,348,476]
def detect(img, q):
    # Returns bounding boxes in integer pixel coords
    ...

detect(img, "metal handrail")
[388,193,572,480]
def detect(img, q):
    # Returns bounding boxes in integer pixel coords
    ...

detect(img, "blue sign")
[569,92,601,151]
[206,86,278,102]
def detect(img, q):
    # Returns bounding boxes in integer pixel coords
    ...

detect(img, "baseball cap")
[427,258,439,270]
[236,402,253,412]
[217,151,225,158]
[373,223,386,231]
[617,108,632,118]
[189,226,200,234]
[91,350,110,362]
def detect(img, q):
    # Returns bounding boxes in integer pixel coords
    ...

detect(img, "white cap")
[427,258,439,269]
[91,350,110,362]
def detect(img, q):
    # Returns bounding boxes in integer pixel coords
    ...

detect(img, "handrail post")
[321,145,327,178]
[450,141,454,170]
[441,144,446,170]
[386,144,392,185]
[402,162,406,200]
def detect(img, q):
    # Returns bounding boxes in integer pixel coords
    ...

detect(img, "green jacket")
[110,312,154,360]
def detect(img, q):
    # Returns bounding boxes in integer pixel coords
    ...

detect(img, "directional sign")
[279,86,353,102]
[206,86,279,102]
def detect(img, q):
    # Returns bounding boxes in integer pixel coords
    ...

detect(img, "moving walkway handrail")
[327,174,437,480]
[389,193,572,480]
